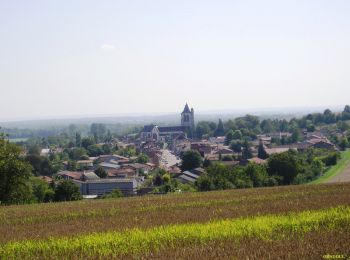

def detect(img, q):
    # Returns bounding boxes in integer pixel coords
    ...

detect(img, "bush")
[54,180,82,202]
[101,189,123,199]
[321,152,339,166]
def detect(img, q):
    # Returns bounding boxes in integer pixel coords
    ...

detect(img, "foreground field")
[1,183,350,259]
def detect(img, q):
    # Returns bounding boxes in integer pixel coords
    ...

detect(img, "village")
[32,103,343,198]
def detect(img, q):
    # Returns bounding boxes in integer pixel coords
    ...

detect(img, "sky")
[1,0,350,121]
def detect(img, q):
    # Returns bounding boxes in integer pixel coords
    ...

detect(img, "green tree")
[232,130,243,140]
[25,154,54,176]
[30,177,54,203]
[258,141,268,159]
[181,150,203,171]
[342,105,350,120]
[245,163,268,187]
[290,128,301,143]
[87,145,104,157]
[214,119,225,137]
[71,147,87,160]
[339,137,349,151]
[136,153,149,163]
[54,180,82,202]
[94,166,107,178]
[267,151,299,185]
[90,123,106,143]
[242,140,253,160]
[75,132,81,147]
[225,130,234,145]
[81,137,95,149]
[195,121,212,139]
[0,135,33,205]
[230,140,242,153]
[162,173,170,183]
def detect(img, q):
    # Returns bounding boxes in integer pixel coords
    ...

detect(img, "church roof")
[182,103,191,113]
[142,124,156,132]
[158,126,187,132]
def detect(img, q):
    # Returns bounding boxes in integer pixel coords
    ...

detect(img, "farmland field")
[1,183,350,259]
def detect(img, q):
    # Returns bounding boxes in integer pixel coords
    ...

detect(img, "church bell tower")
[181,103,195,129]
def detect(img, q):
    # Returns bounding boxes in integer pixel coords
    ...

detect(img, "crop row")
[1,183,350,243]
[1,206,349,259]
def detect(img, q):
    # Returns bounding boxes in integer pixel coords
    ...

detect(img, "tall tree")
[225,130,234,145]
[214,119,225,137]
[0,134,33,204]
[258,141,268,159]
[242,140,253,160]
[75,132,81,147]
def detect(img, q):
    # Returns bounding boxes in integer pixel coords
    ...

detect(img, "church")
[140,103,195,142]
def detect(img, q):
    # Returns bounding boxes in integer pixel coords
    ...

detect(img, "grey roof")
[182,171,200,179]
[182,103,191,113]
[83,171,100,180]
[158,126,187,132]
[142,124,156,132]
[178,174,197,183]
[100,162,120,169]
[73,178,137,184]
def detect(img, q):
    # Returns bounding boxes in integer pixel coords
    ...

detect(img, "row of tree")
[195,148,336,191]
[194,106,350,141]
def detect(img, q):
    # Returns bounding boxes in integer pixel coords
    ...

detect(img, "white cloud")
[100,44,115,51]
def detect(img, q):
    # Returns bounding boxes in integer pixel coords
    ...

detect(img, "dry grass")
[0,183,350,243]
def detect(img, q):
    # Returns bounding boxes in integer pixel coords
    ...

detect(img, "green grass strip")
[311,150,350,184]
[1,206,350,259]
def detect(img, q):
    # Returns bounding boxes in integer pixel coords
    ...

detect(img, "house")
[267,132,292,139]
[145,162,156,170]
[311,140,336,150]
[73,178,137,196]
[168,166,182,176]
[40,148,50,157]
[248,157,267,165]
[107,168,137,178]
[178,171,200,184]
[76,160,94,169]
[264,147,295,156]
[98,154,131,164]
[99,162,121,170]
[39,176,53,184]
[256,135,272,145]
[205,154,220,162]
[209,136,226,145]
[57,171,99,181]
[306,135,336,150]
[191,142,213,156]
[81,171,99,181]
[57,171,83,181]
[214,147,234,155]
[192,167,206,176]
[123,163,152,174]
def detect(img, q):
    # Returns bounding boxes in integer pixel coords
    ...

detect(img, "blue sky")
[1,0,350,120]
